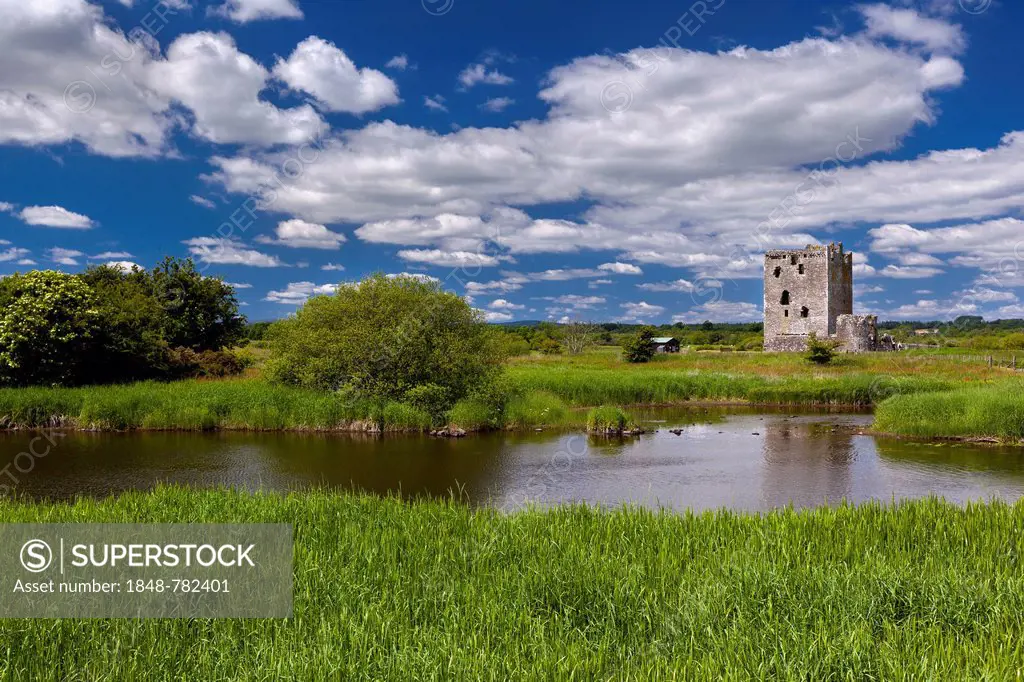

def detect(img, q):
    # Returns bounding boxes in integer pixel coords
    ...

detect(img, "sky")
[1,0,1023,324]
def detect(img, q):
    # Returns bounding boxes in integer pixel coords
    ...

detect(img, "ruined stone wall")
[765,335,810,352]
[834,314,877,353]
[827,248,854,336]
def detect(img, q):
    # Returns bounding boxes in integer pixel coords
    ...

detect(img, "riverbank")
[0,369,958,433]
[1,488,1022,679]
[0,346,1016,436]
[873,381,1024,443]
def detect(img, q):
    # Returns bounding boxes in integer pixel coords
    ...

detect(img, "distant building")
[914,328,940,336]
[651,337,680,353]
[763,243,894,353]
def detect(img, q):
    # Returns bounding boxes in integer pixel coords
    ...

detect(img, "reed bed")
[873,381,1024,441]
[0,488,1022,679]
[504,365,953,407]
[585,405,630,432]
[0,380,426,432]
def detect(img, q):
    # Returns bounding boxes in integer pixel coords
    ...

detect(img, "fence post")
[988,356,993,368]
[1013,355,1017,370]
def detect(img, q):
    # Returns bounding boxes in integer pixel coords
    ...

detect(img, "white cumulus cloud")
[264,281,338,304]
[183,237,284,267]
[210,0,303,23]
[273,37,400,114]
[257,219,347,250]
[19,206,95,229]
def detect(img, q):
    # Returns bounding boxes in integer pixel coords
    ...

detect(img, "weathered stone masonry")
[764,243,890,353]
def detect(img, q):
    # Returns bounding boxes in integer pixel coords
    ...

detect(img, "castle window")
[798,264,805,274]
[773,266,781,278]
[784,309,789,317]
[800,306,809,318]
[780,290,790,305]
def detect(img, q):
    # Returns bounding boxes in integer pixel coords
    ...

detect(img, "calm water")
[3,407,1024,511]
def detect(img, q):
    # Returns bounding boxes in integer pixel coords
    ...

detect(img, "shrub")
[403,383,452,425]
[493,331,531,357]
[537,338,563,355]
[266,274,504,404]
[622,326,655,363]
[445,373,521,430]
[167,348,247,379]
[805,333,839,365]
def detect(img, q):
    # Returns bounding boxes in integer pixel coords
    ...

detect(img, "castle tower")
[763,243,853,352]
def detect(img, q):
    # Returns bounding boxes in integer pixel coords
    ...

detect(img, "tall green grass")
[1,488,1023,679]
[874,381,1024,441]
[502,391,571,429]
[0,368,966,434]
[0,380,427,432]
[585,405,630,432]
[506,365,954,407]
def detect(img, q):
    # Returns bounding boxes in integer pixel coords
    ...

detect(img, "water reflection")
[760,416,862,508]
[2,407,1023,511]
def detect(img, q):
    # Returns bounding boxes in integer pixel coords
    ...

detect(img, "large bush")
[266,274,504,407]
[0,261,246,387]
[0,272,101,386]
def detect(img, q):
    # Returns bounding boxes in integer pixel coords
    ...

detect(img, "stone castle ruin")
[763,243,894,353]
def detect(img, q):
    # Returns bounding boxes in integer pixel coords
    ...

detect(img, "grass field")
[1,488,1022,679]
[0,348,1016,436]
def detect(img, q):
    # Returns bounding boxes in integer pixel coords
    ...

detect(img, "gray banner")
[0,524,292,618]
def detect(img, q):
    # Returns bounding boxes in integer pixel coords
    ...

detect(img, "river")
[3,407,1023,511]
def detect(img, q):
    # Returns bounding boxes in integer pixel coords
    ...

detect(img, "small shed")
[651,337,680,353]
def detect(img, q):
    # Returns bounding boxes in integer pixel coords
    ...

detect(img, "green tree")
[241,321,274,343]
[622,326,656,363]
[0,271,101,386]
[266,274,504,406]
[79,264,171,382]
[805,332,839,365]
[151,257,245,350]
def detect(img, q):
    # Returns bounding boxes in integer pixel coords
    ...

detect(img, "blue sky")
[1,0,1022,323]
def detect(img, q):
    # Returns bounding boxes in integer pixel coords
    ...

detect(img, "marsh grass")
[874,381,1024,441]
[503,391,571,429]
[505,365,954,407]
[0,347,1006,434]
[446,398,496,430]
[585,406,630,432]
[1,488,1023,679]
[0,381,409,431]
